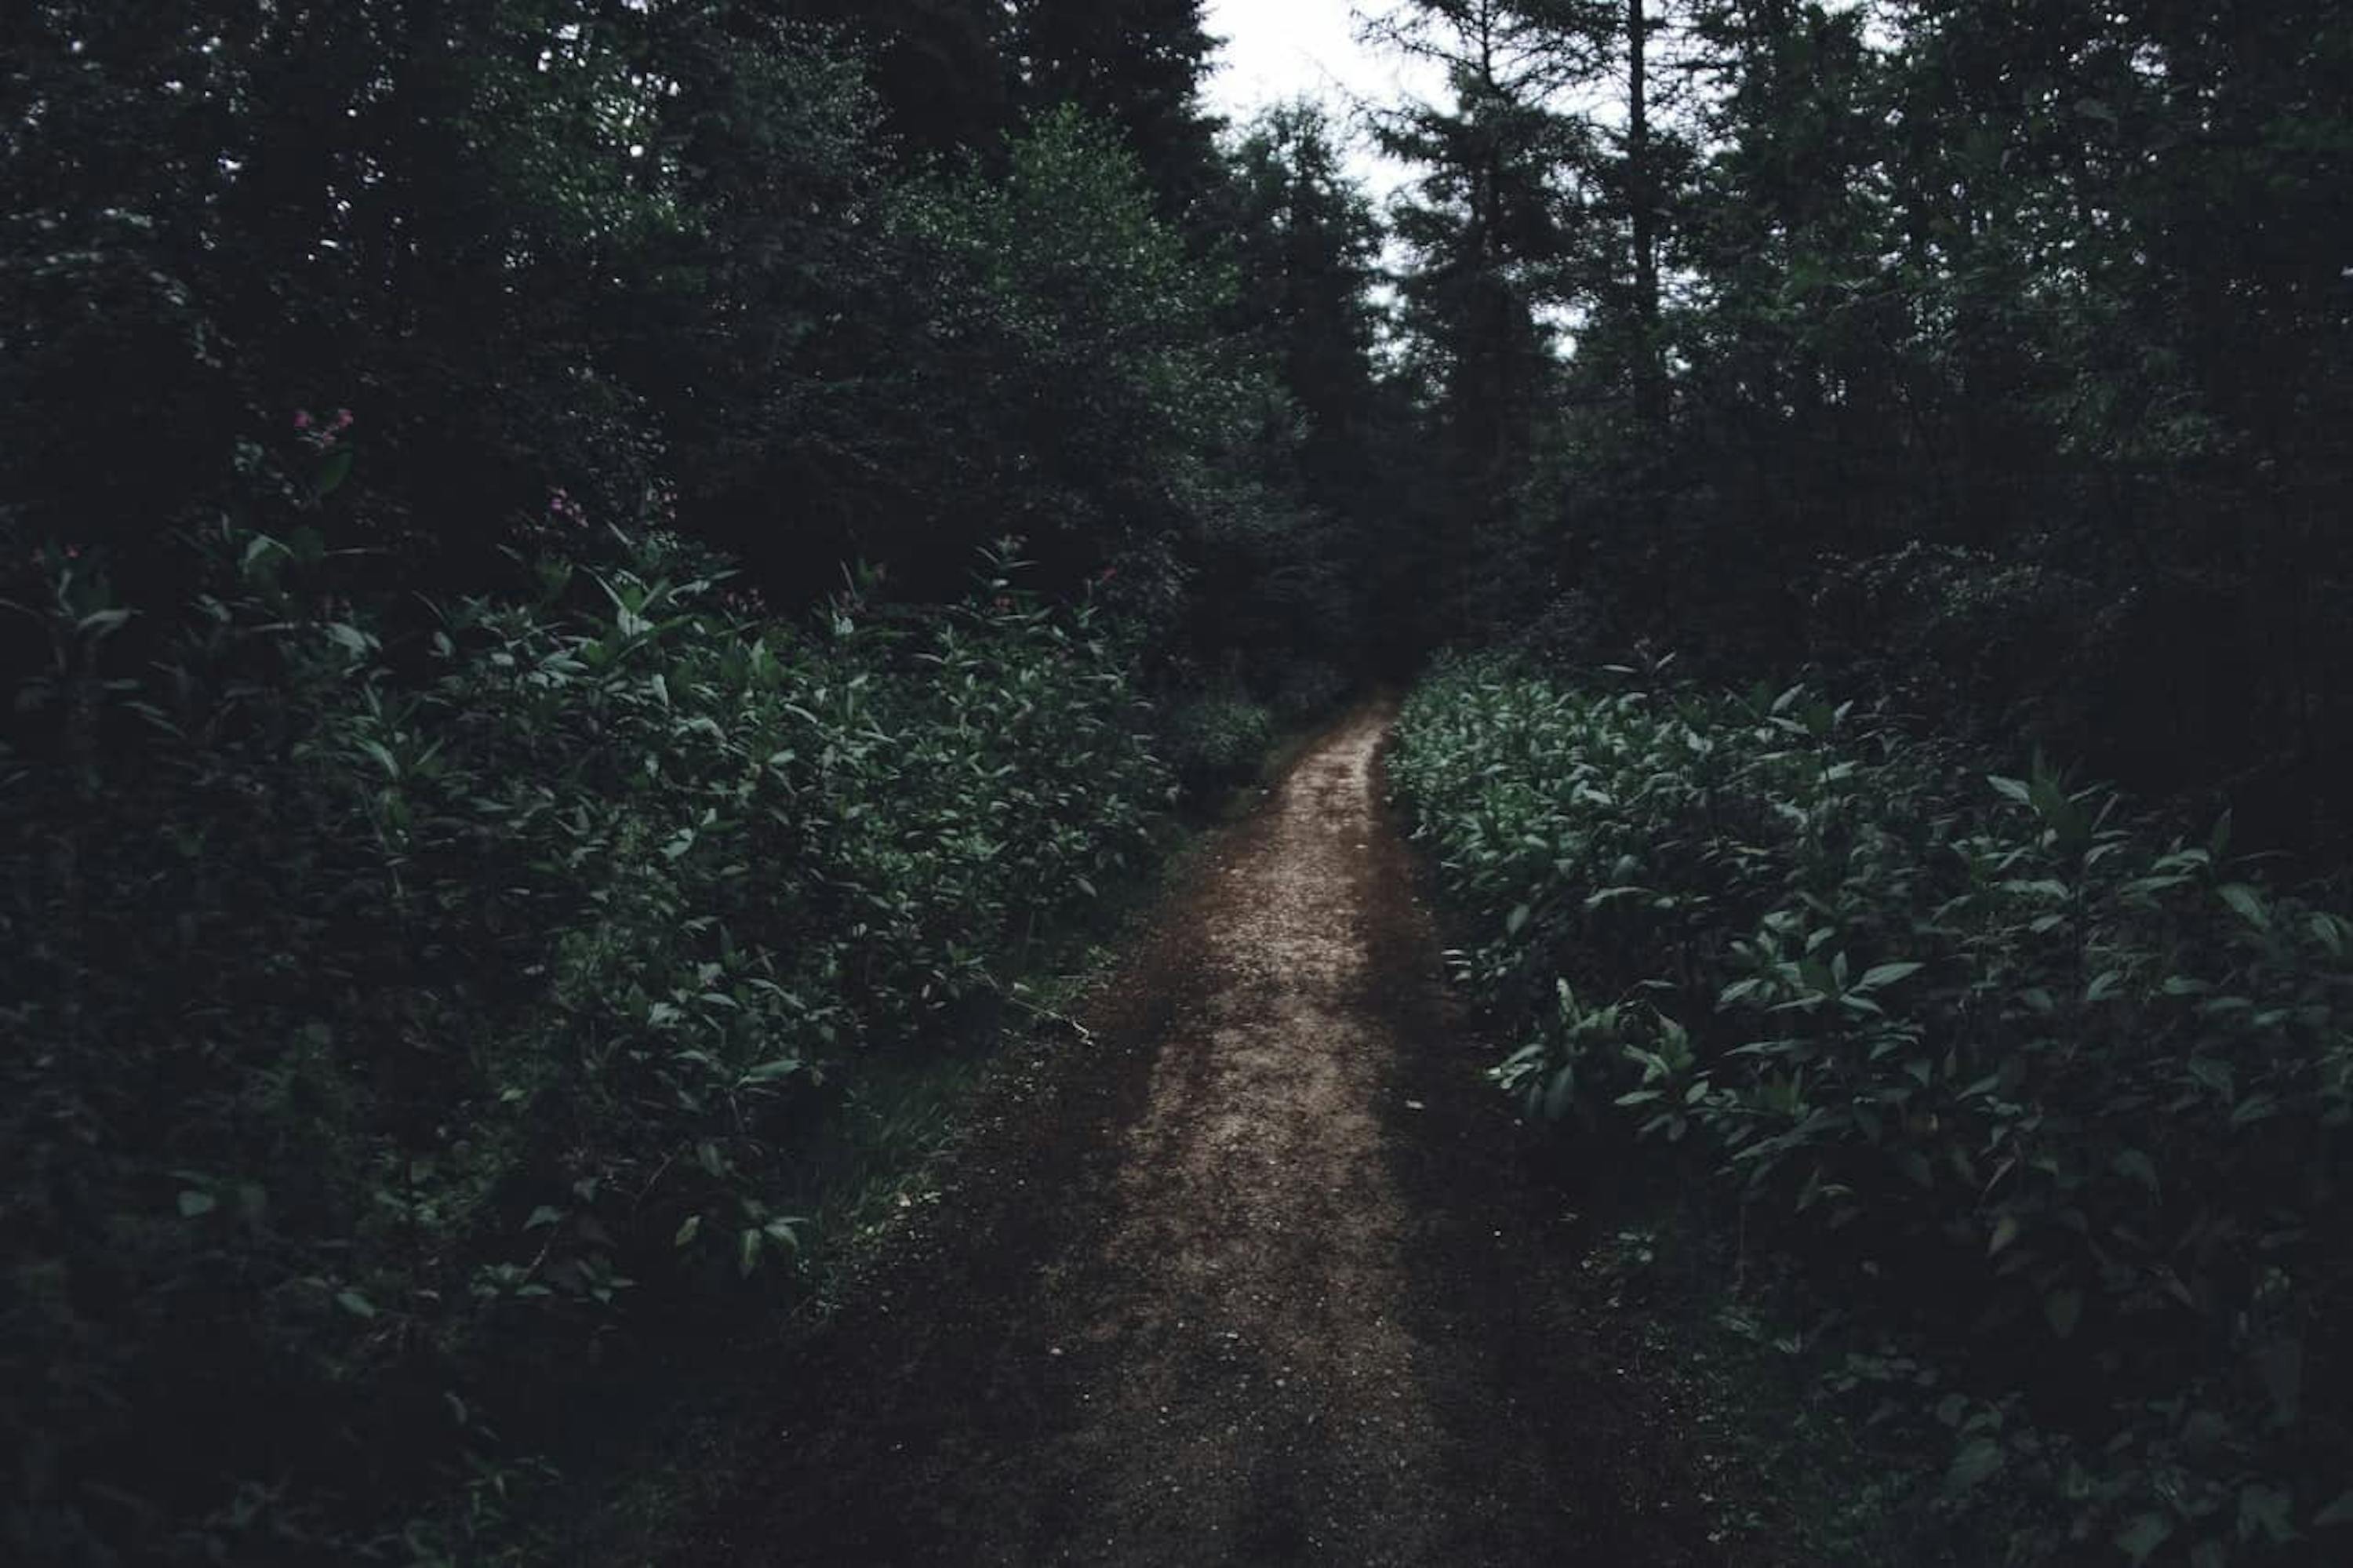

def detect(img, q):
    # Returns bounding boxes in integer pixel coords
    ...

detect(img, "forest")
[2,1,2348,1563]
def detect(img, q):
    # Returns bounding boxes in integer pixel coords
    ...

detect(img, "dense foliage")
[12,0,2351,1558]
[0,2,1351,632]
[1371,0,2353,848]
[2,2,1412,1548]
[1,505,1169,1560]
[1392,657,2353,1564]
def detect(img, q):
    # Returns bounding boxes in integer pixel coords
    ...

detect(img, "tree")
[1362,0,2353,837]
[1,0,688,584]
[1207,102,1403,669]
[1631,0,1905,615]
[1872,0,2353,803]
[1216,105,1385,508]
[877,108,1260,598]
[1010,0,1224,217]
[606,9,894,595]
[784,0,1017,158]
[1366,1,1594,635]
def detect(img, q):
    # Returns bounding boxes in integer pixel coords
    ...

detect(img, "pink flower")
[333,409,354,430]
[293,410,313,431]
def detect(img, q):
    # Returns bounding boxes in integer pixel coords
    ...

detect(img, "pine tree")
[1366,2,1592,631]
[1010,0,1222,216]
[1217,104,1387,506]
[784,0,1016,158]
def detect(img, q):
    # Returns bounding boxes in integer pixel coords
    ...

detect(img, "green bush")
[1392,654,2353,1566]
[0,515,1169,1563]
[1166,690,1277,798]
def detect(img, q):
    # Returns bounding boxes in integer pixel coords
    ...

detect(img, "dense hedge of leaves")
[1165,690,1277,797]
[1391,656,2353,1566]
[0,515,1169,1563]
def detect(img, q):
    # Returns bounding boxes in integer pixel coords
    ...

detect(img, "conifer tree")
[1011,0,1224,216]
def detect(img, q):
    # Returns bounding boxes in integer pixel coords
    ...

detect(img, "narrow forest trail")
[660,703,1769,1566]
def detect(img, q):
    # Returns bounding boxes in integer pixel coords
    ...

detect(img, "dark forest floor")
[606,703,1803,1566]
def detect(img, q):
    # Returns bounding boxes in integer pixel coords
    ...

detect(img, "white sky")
[1200,1,1442,199]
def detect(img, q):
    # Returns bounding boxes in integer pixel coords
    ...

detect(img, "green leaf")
[525,1205,566,1231]
[176,1191,216,1219]
[1988,1213,2020,1257]
[335,1290,378,1320]
[2254,1340,2304,1426]
[1988,774,2032,806]
[2115,1514,2173,1565]
[77,608,134,638]
[1857,961,1923,991]
[741,1058,802,1085]
[2111,1149,2161,1195]
[2045,1289,2084,1340]
[2219,883,2271,930]
[1945,1438,2005,1493]
[324,621,373,657]
[673,1215,701,1248]
[2240,1484,2297,1544]
[1506,903,1531,936]
[314,446,355,499]
[2314,1491,2353,1528]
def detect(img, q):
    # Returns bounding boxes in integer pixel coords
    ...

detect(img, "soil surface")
[662,703,1769,1566]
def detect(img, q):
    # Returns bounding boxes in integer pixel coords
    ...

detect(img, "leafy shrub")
[1806,541,2098,733]
[1165,690,1277,797]
[1392,654,2353,1566]
[0,514,1168,1563]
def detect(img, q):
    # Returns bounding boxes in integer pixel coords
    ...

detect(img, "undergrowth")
[0,499,1172,1562]
[1391,652,2353,1567]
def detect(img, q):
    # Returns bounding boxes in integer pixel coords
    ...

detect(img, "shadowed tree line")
[0,3,1417,1559]
[0,0,1407,681]
[1368,0,2353,854]
[6,0,2352,1559]
[1377,8,2353,1561]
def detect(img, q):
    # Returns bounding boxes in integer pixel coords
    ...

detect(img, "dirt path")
[664,704,1758,1566]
